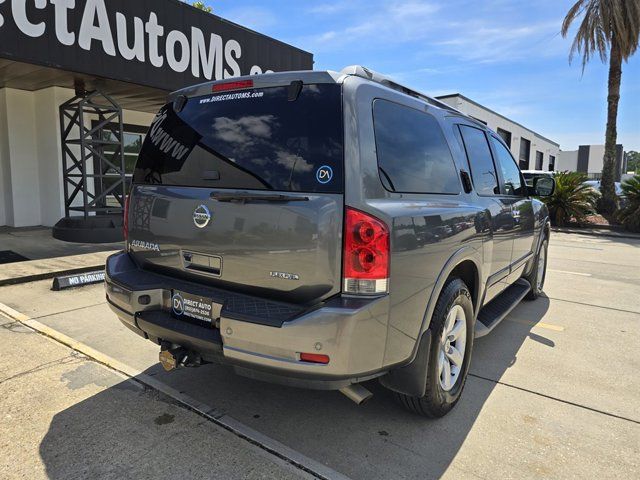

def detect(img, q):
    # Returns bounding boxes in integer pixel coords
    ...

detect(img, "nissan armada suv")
[105,66,555,417]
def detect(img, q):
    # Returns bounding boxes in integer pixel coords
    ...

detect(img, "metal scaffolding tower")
[53,90,126,243]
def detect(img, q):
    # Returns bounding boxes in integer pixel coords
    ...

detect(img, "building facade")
[0,0,312,230]
[436,94,560,172]
[556,144,626,181]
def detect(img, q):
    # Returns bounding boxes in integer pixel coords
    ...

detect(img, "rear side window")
[458,125,499,196]
[373,100,459,194]
[133,84,343,193]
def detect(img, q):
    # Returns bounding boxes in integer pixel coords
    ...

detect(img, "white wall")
[557,150,579,172]
[439,96,560,170]
[34,87,68,226]
[0,87,155,227]
[0,89,10,227]
[0,88,42,227]
[587,145,606,173]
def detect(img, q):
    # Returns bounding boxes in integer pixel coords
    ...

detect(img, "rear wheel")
[525,236,548,300]
[395,278,474,418]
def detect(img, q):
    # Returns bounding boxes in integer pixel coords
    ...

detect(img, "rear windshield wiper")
[210,192,310,203]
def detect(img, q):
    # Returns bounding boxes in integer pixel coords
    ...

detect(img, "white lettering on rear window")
[199,91,264,104]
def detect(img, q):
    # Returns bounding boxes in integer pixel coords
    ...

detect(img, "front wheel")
[395,278,474,418]
[525,236,548,300]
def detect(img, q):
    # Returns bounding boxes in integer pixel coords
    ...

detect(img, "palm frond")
[562,0,640,68]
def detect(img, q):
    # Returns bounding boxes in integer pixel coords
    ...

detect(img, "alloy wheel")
[438,304,467,391]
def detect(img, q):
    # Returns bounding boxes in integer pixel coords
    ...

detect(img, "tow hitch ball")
[159,344,202,372]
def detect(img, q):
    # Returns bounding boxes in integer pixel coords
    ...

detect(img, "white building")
[0,0,312,241]
[556,144,626,180]
[437,94,560,172]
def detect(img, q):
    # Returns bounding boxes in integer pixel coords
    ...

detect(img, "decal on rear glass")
[316,165,333,184]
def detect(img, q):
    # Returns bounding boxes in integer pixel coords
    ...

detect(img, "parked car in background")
[105,66,555,418]
[584,180,628,207]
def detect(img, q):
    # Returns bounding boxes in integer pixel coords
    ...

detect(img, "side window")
[458,125,499,195]
[373,100,460,194]
[490,136,526,196]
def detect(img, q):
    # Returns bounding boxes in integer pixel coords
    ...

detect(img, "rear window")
[373,99,459,194]
[133,84,343,193]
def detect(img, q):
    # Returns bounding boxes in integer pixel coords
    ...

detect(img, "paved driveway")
[1,232,638,479]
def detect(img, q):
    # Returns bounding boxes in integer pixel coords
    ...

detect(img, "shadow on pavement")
[39,297,551,479]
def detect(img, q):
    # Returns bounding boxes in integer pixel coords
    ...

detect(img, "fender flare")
[380,245,482,397]
[418,245,483,335]
[525,217,551,276]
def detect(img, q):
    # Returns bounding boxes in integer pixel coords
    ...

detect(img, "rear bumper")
[105,252,391,389]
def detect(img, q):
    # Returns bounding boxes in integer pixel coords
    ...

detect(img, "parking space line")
[469,373,640,425]
[545,296,640,316]
[506,318,565,331]
[548,269,592,277]
[551,244,603,250]
[0,301,348,480]
[29,302,108,321]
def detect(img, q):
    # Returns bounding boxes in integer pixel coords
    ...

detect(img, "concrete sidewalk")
[0,313,309,480]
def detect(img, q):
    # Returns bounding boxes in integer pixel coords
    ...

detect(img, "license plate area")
[171,290,222,327]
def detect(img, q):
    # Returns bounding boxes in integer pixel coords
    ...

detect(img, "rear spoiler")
[169,70,342,102]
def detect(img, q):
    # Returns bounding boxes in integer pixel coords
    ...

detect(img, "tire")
[395,278,474,418]
[525,236,548,300]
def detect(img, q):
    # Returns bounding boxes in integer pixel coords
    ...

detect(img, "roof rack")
[340,65,468,117]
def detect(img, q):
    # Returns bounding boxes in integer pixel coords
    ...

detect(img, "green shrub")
[617,175,640,232]
[543,172,599,227]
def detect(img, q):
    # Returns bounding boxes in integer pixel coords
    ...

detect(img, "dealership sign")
[0,0,313,91]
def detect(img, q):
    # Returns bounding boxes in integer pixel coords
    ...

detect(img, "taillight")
[212,79,254,92]
[123,194,130,242]
[343,207,390,295]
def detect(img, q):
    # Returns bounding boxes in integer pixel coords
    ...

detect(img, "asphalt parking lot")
[1,231,638,479]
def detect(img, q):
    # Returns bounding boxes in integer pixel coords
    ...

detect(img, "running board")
[475,279,531,338]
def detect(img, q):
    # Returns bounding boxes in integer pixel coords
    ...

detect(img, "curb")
[551,228,640,240]
[0,265,106,288]
[0,302,349,480]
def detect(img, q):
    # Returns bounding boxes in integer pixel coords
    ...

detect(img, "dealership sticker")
[316,165,333,184]
[172,291,219,323]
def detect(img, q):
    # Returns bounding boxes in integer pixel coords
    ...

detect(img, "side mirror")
[533,176,555,197]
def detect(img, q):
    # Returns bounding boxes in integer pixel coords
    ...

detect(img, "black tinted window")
[491,137,525,196]
[373,100,459,194]
[459,125,499,195]
[133,84,343,193]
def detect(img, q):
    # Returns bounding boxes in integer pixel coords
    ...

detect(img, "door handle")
[460,170,473,193]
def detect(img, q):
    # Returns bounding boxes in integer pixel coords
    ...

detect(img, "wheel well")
[449,260,478,309]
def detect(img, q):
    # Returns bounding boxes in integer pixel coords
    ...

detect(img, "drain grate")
[0,250,29,265]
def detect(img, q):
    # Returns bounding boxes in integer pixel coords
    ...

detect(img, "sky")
[204,0,640,152]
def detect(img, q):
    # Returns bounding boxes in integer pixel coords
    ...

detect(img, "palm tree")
[561,0,640,215]
[182,1,212,13]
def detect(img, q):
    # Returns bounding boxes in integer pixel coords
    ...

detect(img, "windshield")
[133,84,343,193]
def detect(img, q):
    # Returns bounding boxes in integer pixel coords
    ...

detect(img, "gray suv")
[105,66,555,417]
